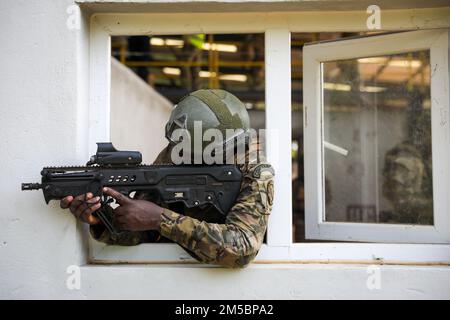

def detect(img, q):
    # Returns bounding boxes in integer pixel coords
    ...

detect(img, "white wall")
[0,0,449,299]
[0,0,88,299]
[110,58,172,163]
[79,264,450,299]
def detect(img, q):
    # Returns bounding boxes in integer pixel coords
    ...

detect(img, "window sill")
[89,239,450,265]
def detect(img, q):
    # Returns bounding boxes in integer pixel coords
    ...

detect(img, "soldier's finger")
[87,202,101,214]
[60,196,74,209]
[74,193,93,202]
[69,199,84,215]
[86,196,101,204]
[70,194,98,215]
[69,193,91,212]
[86,214,100,225]
[103,187,129,205]
[80,203,101,224]
[74,202,92,219]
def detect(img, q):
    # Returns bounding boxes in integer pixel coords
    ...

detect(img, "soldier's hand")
[103,187,163,231]
[60,193,101,225]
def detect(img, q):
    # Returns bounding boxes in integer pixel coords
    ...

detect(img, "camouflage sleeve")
[158,163,275,268]
[89,145,172,245]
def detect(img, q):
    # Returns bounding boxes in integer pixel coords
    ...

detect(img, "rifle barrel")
[21,183,42,191]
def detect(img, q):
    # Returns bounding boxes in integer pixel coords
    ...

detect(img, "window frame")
[303,30,450,244]
[87,11,450,264]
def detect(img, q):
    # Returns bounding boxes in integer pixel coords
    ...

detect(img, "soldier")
[59,89,275,268]
[382,106,433,225]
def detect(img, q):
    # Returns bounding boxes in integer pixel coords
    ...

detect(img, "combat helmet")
[165,89,250,161]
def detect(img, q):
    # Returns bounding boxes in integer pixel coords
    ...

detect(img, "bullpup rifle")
[22,143,242,239]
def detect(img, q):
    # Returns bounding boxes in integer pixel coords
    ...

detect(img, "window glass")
[322,50,433,225]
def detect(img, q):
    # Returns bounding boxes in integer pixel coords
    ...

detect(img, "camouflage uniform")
[382,142,433,224]
[90,143,274,268]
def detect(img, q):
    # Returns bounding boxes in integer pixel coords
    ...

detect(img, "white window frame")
[303,30,450,244]
[87,11,450,264]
